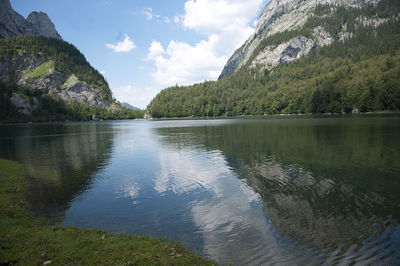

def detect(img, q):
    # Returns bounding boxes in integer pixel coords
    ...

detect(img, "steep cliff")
[26,11,62,40]
[219,0,382,79]
[0,0,61,40]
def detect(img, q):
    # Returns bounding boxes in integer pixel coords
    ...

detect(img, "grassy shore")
[0,159,215,265]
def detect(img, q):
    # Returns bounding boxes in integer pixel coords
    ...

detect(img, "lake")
[1,116,400,265]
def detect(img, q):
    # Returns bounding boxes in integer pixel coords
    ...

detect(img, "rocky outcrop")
[279,36,317,64]
[52,74,111,107]
[250,37,315,70]
[0,53,111,109]
[0,0,61,40]
[345,0,380,8]
[10,92,39,115]
[249,26,333,71]
[218,0,381,79]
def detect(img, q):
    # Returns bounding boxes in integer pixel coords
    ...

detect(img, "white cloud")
[142,7,153,20]
[112,85,160,109]
[174,16,181,24]
[143,7,171,24]
[100,70,106,75]
[106,34,136,53]
[147,0,264,86]
[149,38,228,86]
[183,0,262,35]
[147,41,165,60]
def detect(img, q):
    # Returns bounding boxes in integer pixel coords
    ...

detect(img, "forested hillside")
[0,36,144,122]
[148,0,400,117]
[0,36,111,99]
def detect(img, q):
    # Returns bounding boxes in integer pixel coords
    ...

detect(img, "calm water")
[1,116,400,265]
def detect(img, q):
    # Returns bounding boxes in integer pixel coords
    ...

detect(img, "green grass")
[60,74,80,89]
[0,159,215,265]
[27,60,54,79]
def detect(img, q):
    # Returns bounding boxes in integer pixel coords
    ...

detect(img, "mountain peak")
[0,0,62,40]
[0,0,11,9]
[27,11,62,40]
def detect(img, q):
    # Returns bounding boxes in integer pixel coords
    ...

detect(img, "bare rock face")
[313,26,334,47]
[0,0,38,38]
[10,92,39,116]
[52,74,112,107]
[27,12,62,40]
[218,0,381,79]
[249,25,334,71]
[279,36,317,64]
[0,0,62,40]
[250,36,315,70]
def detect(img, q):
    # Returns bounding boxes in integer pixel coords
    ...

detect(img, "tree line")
[0,84,144,122]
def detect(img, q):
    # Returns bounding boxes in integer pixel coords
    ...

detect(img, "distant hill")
[148,0,400,117]
[0,0,142,122]
[121,103,140,111]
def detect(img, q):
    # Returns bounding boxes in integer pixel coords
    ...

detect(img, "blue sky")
[12,0,268,109]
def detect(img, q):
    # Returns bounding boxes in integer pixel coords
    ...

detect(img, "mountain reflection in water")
[154,117,400,263]
[0,117,399,265]
[0,122,115,219]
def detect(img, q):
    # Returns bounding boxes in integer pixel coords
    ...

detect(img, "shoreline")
[147,111,400,121]
[1,111,399,125]
[0,159,215,265]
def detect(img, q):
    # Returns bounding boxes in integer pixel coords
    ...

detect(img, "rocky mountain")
[0,43,112,108]
[0,0,61,40]
[219,0,381,79]
[0,0,142,121]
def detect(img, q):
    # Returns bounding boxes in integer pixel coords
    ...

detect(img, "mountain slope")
[148,0,400,117]
[219,0,382,79]
[0,0,143,121]
[0,37,144,122]
[0,36,112,105]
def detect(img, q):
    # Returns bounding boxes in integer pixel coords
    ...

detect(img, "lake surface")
[1,116,400,265]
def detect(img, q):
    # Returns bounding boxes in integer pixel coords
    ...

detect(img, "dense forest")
[148,0,400,117]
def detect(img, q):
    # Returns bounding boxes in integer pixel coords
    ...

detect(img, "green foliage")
[0,36,112,100]
[148,1,400,118]
[0,83,144,122]
[26,60,55,79]
[314,4,332,16]
[0,159,214,265]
